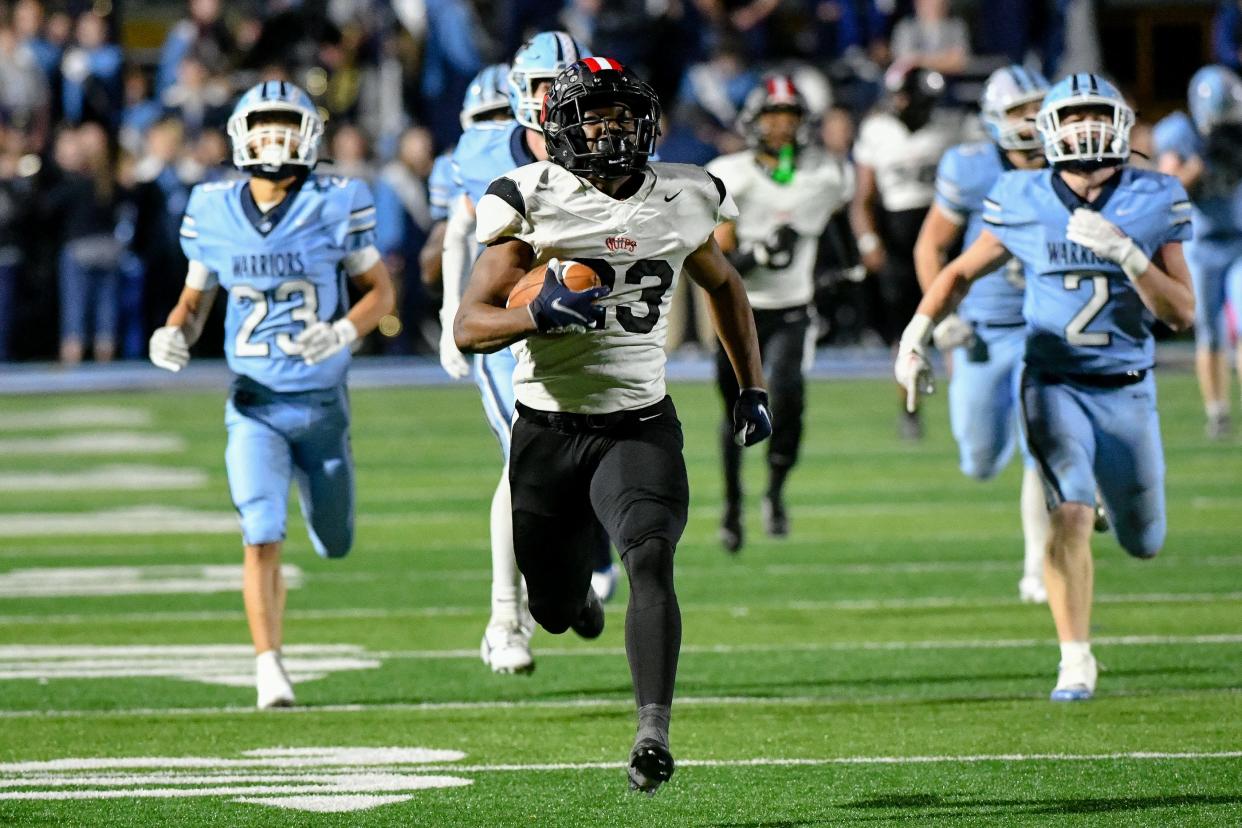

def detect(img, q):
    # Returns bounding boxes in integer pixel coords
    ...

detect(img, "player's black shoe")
[570,588,604,639]
[628,738,674,795]
[762,493,788,537]
[720,501,743,554]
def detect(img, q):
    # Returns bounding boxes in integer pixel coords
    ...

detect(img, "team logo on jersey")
[605,236,637,254]
[1045,242,1112,268]
[232,251,308,278]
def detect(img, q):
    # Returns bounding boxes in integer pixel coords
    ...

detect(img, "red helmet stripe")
[583,57,623,73]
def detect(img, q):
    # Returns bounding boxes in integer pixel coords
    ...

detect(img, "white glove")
[894,314,935,414]
[932,313,975,351]
[1065,208,1150,281]
[148,325,189,372]
[295,318,358,365]
[438,315,471,379]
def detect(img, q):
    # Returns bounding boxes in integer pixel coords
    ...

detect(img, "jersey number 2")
[1063,273,1111,347]
[233,280,319,357]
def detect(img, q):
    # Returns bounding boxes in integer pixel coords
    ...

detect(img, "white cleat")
[255,650,295,709]
[1018,574,1048,604]
[591,562,621,603]
[481,621,535,675]
[1050,652,1097,702]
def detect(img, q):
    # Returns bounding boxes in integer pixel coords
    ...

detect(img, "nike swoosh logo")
[550,298,590,325]
[663,190,682,202]
[1115,206,1135,216]
[638,413,662,422]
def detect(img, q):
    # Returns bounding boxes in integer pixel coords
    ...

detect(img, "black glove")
[732,387,773,447]
[754,225,799,269]
[528,260,610,333]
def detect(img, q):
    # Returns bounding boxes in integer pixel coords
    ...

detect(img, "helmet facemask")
[229,105,322,179]
[544,89,660,180]
[1037,101,1133,172]
[983,95,1044,152]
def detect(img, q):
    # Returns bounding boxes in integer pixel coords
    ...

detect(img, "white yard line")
[0,406,152,430]
[0,466,207,492]
[0,507,237,537]
[0,432,184,455]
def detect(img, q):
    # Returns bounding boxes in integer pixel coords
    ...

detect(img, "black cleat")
[762,494,788,537]
[720,501,743,554]
[570,588,604,639]
[628,738,674,795]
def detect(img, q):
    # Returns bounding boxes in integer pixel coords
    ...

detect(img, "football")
[506,260,602,308]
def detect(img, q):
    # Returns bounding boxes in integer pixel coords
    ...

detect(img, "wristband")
[1118,243,1151,282]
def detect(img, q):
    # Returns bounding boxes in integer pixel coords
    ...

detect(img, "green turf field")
[0,372,1238,826]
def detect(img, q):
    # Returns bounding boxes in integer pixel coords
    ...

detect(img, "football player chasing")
[912,66,1054,603]
[148,82,395,708]
[454,58,771,791]
[896,74,1194,701]
[1153,66,1242,440]
[707,74,854,552]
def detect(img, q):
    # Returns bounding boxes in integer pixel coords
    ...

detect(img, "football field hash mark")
[0,406,153,430]
[0,564,302,597]
[0,465,207,492]
[0,432,186,455]
[0,506,239,537]
[0,643,377,686]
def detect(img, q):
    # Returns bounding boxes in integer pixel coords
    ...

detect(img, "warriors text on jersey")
[934,141,1026,326]
[179,174,378,392]
[476,161,738,413]
[982,167,1192,375]
[852,111,960,212]
[706,147,853,309]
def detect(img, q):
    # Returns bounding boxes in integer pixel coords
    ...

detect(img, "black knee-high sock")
[621,538,681,708]
[767,456,793,500]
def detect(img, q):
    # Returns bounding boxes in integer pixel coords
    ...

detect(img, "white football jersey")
[706,147,853,309]
[476,160,737,414]
[853,111,961,213]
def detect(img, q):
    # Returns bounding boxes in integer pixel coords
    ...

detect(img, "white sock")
[1021,467,1050,579]
[489,470,521,626]
[1060,640,1092,663]
[256,649,281,672]
[1206,399,1228,419]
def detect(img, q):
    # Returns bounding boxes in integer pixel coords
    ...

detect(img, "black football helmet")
[542,57,661,180]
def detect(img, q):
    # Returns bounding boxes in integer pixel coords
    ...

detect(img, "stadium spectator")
[890,0,970,76]
[59,11,123,127]
[409,0,483,150]
[0,125,34,362]
[45,123,125,364]
[327,122,377,182]
[119,65,163,156]
[160,53,230,139]
[156,0,236,96]
[0,15,50,146]
[1214,0,1242,71]
[374,125,437,352]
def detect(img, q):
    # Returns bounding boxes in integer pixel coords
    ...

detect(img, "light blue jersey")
[449,120,539,457]
[451,120,538,207]
[428,153,456,222]
[934,141,1025,326]
[179,174,377,392]
[983,167,1192,375]
[1152,111,1242,240]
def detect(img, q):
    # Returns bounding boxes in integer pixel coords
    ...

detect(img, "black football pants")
[509,396,688,708]
[716,304,811,505]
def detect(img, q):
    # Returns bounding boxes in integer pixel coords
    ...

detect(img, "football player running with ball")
[897,74,1194,702]
[455,58,770,792]
[148,82,395,708]
[706,74,854,552]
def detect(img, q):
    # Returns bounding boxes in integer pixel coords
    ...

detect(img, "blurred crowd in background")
[0,0,1234,363]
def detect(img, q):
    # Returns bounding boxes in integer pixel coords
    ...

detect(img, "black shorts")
[508,396,689,610]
